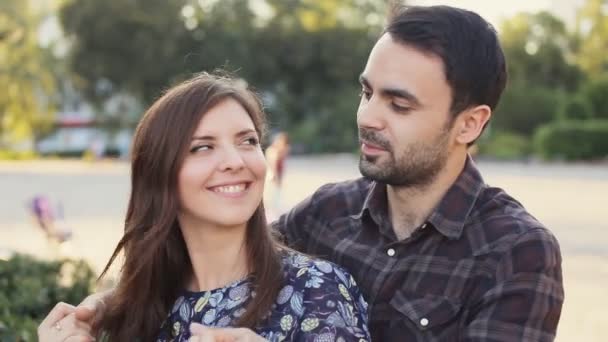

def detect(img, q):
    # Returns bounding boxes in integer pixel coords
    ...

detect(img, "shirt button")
[421,223,428,229]
[420,318,429,327]
[387,248,396,257]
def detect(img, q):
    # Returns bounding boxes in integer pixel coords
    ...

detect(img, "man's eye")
[391,103,411,112]
[359,89,372,100]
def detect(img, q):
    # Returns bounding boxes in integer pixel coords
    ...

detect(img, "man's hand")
[188,323,266,342]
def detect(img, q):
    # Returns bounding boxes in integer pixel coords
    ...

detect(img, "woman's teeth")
[212,184,246,193]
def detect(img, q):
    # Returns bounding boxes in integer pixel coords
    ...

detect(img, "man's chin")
[360,152,382,163]
[359,158,383,178]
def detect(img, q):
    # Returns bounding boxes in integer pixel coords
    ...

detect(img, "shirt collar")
[427,155,485,239]
[357,155,485,240]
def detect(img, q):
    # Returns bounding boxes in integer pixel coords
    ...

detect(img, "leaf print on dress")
[313,330,336,342]
[276,285,294,305]
[305,267,325,289]
[217,315,231,327]
[313,260,333,274]
[333,267,349,287]
[195,292,211,313]
[229,284,250,301]
[225,295,248,310]
[265,331,286,342]
[357,294,368,312]
[172,321,181,338]
[290,291,305,317]
[179,301,192,322]
[280,314,294,331]
[337,301,357,327]
[171,296,185,314]
[203,308,217,325]
[305,276,324,289]
[325,311,347,328]
[338,284,351,301]
[296,267,308,278]
[300,317,320,332]
[291,253,311,268]
[209,291,224,307]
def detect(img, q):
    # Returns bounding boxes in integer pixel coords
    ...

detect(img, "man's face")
[357,33,456,187]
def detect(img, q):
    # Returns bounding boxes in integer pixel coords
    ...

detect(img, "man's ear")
[454,105,492,145]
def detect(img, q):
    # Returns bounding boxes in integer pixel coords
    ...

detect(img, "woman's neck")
[179,219,250,292]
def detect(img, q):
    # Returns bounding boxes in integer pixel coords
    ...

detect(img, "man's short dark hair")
[384,5,508,116]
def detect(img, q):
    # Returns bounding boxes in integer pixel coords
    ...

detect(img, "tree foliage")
[499,11,583,91]
[575,0,608,75]
[0,0,56,145]
[58,0,387,152]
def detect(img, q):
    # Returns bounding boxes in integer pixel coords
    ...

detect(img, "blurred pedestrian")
[29,195,72,244]
[264,132,290,216]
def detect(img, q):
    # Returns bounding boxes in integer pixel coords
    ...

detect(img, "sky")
[411,0,586,29]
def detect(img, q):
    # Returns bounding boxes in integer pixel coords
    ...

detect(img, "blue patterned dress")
[157,251,370,341]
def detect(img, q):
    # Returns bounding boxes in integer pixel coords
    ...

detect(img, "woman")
[38,73,370,342]
[264,132,290,218]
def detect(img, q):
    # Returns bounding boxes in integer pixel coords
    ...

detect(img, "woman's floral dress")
[157,251,370,341]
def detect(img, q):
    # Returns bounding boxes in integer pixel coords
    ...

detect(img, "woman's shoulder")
[279,250,359,290]
[268,250,371,341]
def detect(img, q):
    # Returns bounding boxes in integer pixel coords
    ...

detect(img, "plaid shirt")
[273,157,563,341]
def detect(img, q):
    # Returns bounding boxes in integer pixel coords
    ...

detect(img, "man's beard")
[358,127,451,188]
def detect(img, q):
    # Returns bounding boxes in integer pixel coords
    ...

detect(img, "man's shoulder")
[273,177,372,236]
[467,185,560,256]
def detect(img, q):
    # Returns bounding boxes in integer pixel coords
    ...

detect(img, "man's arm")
[271,189,319,251]
[463,228,564,341]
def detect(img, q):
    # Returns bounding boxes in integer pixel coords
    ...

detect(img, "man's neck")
[387,152,467,240]
[179,218,249,291]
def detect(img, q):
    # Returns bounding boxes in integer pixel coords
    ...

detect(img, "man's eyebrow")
[359,74,421,107]
[381,88,421,107]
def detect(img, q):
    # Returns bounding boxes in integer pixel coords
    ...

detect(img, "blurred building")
[36,83,139,158]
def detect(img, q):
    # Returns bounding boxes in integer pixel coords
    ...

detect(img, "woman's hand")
[37,302,96,342]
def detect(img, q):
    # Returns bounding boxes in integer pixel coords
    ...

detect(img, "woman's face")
[177,98,267,229]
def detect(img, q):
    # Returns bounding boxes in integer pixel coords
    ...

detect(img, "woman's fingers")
[38,310,95,342]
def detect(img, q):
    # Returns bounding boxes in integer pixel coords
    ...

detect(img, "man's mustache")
[358,129,392,152]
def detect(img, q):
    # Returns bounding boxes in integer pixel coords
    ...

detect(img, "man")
[40,5,563,341]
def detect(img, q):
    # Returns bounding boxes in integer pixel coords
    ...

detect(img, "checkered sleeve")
[271,191,318,251]
[462,228,564,341]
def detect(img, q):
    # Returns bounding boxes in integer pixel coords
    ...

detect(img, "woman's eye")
[190,145,211,153]
[244,137,259,146]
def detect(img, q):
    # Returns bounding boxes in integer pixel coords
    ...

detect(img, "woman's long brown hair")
[96,73,284,341]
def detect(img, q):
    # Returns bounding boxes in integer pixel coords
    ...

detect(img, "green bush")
[0,254,96,341]
[533,120,608,161]
[477,132,531,160]
[558,96,594,120]
[583,75,608,119]
[492,83,561,136]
